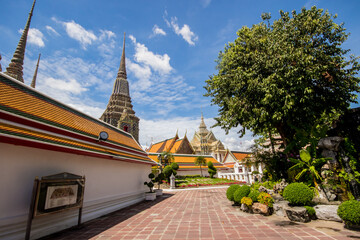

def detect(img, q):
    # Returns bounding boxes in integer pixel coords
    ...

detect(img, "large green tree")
[205,7,360,150]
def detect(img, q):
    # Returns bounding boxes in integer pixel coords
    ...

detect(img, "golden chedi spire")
[5,0,36,83]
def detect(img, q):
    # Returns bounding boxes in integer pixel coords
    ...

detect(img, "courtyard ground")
[40,186,360,240]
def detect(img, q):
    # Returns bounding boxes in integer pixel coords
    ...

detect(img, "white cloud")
[169,17,198,46]
[98,30,117,57]
[43,77,87,94]
[129,35,172,75]
[59,19,97,49]
[45,26,60,36]
[68,103,104,118]
[22,52,112,118]
[201,0,211,8]
[152,25,166,36]
[20,28,45,47]
[127,60,151,80]
[99,30,116,41]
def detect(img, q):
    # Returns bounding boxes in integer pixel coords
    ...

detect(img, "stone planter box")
[154,189,163,196]
[145,192,157,201]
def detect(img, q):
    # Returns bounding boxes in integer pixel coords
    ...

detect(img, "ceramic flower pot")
[145,192,156,201]
[154,189,163,196]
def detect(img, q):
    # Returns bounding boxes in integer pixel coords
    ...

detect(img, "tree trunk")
[200,166,202,177]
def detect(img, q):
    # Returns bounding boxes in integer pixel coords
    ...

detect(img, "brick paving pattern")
[41,187,360,240]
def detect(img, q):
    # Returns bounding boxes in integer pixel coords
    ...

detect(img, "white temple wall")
[0,143,151,240]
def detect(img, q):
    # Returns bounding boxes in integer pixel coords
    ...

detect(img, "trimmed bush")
[337,200,360,226]
[283,183,314,206]
[304,206,316,217]
[234,185,251,204]
[248,190,260,202]
[207,161,217,178]
[226,184,241,202]
[241,197,253,207]
[258,192,274,208]
[171,162,179,170]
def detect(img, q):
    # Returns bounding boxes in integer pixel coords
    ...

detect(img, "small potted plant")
[144,173,156,200]
[154,173,164,196]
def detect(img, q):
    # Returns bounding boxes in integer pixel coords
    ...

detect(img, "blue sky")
[1,0,360,150]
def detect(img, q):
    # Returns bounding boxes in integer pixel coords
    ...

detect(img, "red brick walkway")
[41,187,360,240]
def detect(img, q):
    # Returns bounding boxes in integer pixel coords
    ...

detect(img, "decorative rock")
[273,201,289,217]
[273,179,288,194]
[314,205,342,222]
[259,186,274,195]
[252,202,270,216]
[241,203,253,213]
[272,193,284,202]
[285,207,310,223]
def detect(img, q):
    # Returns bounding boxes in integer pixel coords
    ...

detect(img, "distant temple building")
[147,131,195,154]
[190,113,226,162]
[100,33,140,142]
[147,114,226,162]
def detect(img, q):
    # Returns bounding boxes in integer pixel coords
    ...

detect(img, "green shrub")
[163,166,173,178]
[226,184,241,202]
[207,161,217,178]
[258,192,274,208]
[304,206,316,217]
[171,162,179,170]
[241,197,253,207]
[283,183,314,206]
[234,185,251,204]
[337,200,360,225]
[248,190,260,202]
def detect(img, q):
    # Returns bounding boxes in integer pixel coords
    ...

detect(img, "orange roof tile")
[148,153,227,169]
[147,141,165,153]
[223,163,235,168]
[232,152,250,161]
[0,73,154,165]
[169,139,182,153]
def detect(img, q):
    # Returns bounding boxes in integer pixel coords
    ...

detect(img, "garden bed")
[166,176,244,188]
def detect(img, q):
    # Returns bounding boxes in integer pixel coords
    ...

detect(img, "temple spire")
[31,53,41,88]
[200,112,207,130]
[118,32,127,78]
[5,0,36,83]
[112,32,129,96]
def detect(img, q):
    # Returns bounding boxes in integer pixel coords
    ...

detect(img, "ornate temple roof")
[148,153,227,170]
[0,73,155,165]
[5,0,36,83]
[223,150,251,165]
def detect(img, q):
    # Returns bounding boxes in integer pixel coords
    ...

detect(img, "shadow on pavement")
[39,193,174,240]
